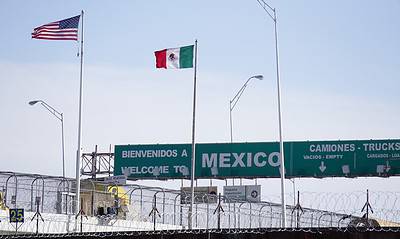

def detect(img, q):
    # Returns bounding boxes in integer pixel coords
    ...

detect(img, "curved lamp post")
[29,100,65,178]
[229,75,263,186]
[229,75,264,143]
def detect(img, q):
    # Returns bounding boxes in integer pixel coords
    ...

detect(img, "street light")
[256,0,287,227]
[229,75,264,143]
[29,100,65,178]
[229,75,263,186]
[229,75,263,142]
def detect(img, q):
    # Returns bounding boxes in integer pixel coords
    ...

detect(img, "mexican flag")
[155,45,194,69]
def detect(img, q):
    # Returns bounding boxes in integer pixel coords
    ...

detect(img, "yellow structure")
[79,180,129,219]
[0,192,6,210]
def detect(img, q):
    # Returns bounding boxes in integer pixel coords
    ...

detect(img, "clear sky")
[1,0,400,200]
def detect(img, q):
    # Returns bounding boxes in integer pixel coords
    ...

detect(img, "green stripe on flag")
[179,45,194,68]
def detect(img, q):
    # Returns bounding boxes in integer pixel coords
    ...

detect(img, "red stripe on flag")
[32,33,78,37]
[32,36,78,40]
[155,49,167,69]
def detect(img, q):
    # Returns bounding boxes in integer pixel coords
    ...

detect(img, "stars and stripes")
[32,15,80,41]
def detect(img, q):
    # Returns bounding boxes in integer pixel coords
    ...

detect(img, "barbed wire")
[1,227,400,239]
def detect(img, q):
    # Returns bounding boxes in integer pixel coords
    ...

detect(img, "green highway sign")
[114,144,192,179]
[288,140,400,177]
[197,142,281,178]
[114,139,400,179]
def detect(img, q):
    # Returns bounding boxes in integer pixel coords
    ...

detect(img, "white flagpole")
[188,40,198,229]
[75,10,84,225]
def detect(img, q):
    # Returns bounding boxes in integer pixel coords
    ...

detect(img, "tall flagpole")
[75,10,84,224]
[188,40,198,229]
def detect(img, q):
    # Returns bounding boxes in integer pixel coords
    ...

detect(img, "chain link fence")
[0,172,399,234]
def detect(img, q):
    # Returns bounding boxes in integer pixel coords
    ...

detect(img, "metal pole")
[296,191,300,228]
[80,214,83,232]
[273,9,287,227]
[180,179,183,226]
[153,195,157,231]
[61,113,65,178]
[75,10,84,227]
[255,0,287,227]
[229,75,263,189]
[366,189,369,220]
[188,40,198,229]
[29,100,65,177]
[217,193,221,229]
[36,204,39,234]
[289,178,295,206]
[229,101,233,143]
[229,101,234,189]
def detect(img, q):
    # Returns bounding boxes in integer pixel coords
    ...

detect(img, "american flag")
[32,15,80,41]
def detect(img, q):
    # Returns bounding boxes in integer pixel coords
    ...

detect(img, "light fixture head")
[28,100,40,106]
[253,75,264,80]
